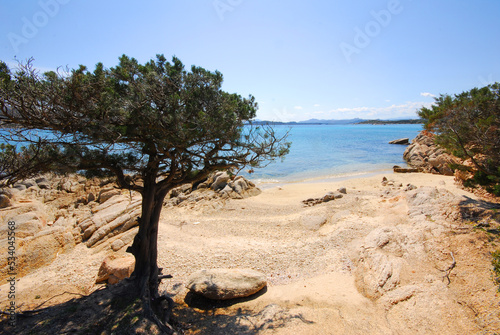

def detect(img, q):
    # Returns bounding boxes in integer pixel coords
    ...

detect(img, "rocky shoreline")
[0,171,261,283]
[402,131,459,176]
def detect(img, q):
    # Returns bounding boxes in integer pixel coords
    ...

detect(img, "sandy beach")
[2,171,500,334]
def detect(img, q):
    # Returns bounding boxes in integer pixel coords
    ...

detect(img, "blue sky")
[1,0,499,121]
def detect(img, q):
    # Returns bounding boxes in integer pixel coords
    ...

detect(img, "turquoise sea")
[1,124,423,184]
[241,124,423,184]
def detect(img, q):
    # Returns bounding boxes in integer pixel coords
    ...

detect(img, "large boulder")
[95,255,135,285]
[211,172,231,191]
[186,268,267,300]
[403,132,458,176]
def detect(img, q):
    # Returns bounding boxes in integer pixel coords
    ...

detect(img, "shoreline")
[253,166,407,190]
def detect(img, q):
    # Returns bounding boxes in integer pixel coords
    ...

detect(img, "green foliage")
[417,83,500,195]
[0,56,290,190]
[0,55,291,329]
[492,250,500,290]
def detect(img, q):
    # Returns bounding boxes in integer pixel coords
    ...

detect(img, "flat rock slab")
[393,166,422,173]
[389,138,409,145]
[186,268,267,300]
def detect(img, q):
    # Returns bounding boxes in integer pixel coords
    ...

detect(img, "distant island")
[356,119,423,125]
[250,118,423,125]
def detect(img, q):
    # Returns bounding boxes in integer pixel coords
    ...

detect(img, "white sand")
[2,172,499,334]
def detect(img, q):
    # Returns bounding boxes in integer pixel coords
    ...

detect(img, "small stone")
[36,177,51,189]
[111,239,125,251]
[0,194,11,208]
[13,183,27,191]
[61,181,74,192]
[21,179,38,188]
[333,192,343,199]
[322,193,336,203]
[405,184,417,191]
[87,192,96,203]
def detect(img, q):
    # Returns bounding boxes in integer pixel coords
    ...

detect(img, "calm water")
[242,124,423,184]
[1,124,423,184]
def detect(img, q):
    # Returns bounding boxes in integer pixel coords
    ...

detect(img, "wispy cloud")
[294,106,303,110]
[258,101,434,122]
[420,92,436,98]
[318,101,433,120]
[5,61,64,75]
[313,104,321,107]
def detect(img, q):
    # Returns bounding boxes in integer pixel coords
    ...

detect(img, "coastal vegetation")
[250,118,423,126]
[0,55,290,332]
[418,83,500,196]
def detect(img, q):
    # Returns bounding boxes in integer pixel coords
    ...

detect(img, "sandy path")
[156,172,500,334]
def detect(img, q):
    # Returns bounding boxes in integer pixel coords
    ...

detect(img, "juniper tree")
[418,83,500,194]
[0,55,290,332]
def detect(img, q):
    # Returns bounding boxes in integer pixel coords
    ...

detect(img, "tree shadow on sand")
[1,281,150,335]
[176,287,313,334]
[459,196,500,234]
[1,281,312,334]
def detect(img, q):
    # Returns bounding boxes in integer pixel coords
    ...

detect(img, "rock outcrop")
[0,174,140,280]
[403,132,459,176]
[353,185,463,302]
[0,171,262,281]
[186,268,267,300]
[302,187,347,207]
[166,173,261,207]
[78,194,141,248]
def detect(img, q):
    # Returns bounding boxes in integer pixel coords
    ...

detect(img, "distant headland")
[250,118,423,125]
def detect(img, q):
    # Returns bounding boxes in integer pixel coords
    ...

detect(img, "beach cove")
[1,169,499,334]
[241,124,422,184]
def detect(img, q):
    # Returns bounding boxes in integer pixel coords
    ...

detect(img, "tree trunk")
[127,176,174,333]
